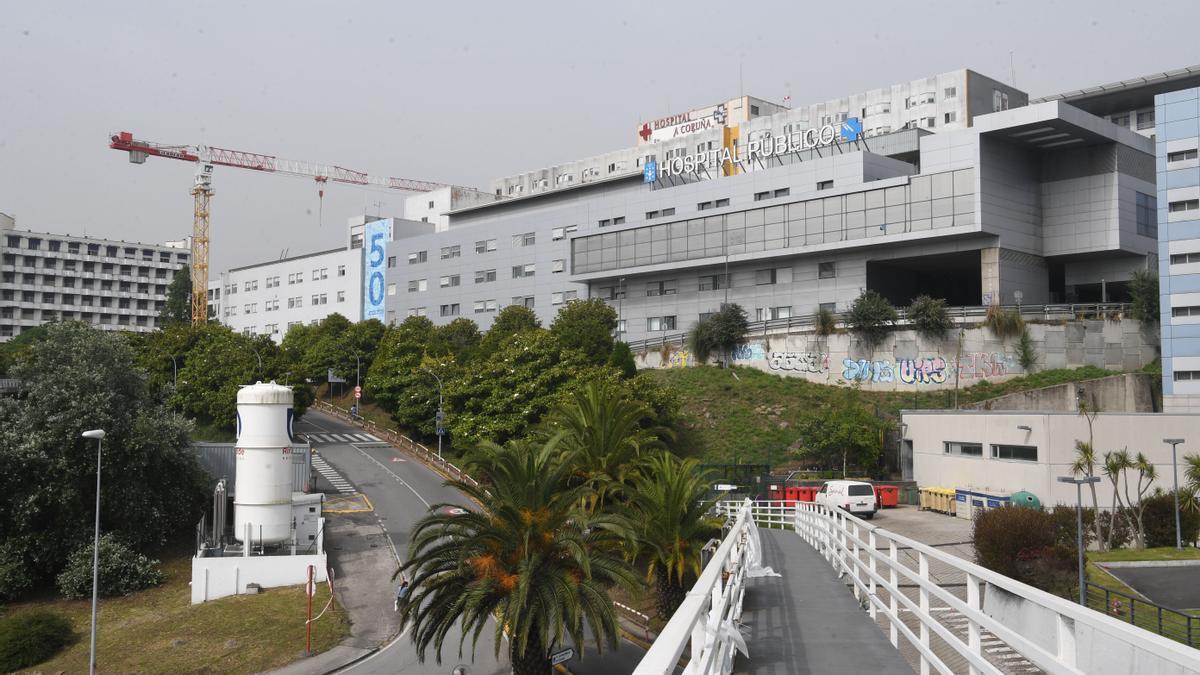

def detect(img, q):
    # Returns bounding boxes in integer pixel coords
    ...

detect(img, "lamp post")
[353,353,362,418]
[1164,438,1185,549]
[1058,475,1101,606]
[422,368,445,461]
[168,355,178,418]
[82,429,106,675]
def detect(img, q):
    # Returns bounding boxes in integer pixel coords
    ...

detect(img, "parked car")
[815,480,878,519]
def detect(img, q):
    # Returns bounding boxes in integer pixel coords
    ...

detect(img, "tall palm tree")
[1102,449,1133,551]
[629,452,717,618]
[542,381,671,513]
[1070,440,1106,549]
[396,437,638,675]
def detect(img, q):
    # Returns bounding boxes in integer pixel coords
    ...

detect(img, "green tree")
[846,290,897,349]
[302,313,354,382]
[280,323,319,381]
[365,317,441,435]
[542,380,669,513]
[397,437,637,674]
[1129,267,1159,324]
[160,264,192,326]
[629,453,716,618]
[795,386,888,478]
[0,323,207,598]
[478,305,541,356]
[907,295,952,340]
[607,341,637,379]
[447,330,585,447]
[0,324,50,377]
[428,318,482,363]
[175,326,287,430]
[549,298,617,364]
[709,303,749,364]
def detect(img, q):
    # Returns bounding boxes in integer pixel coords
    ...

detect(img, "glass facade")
[572,168,975,274]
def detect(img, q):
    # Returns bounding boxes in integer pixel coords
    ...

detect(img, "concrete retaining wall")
[636,319,1158,391]
[962,372,1158,412]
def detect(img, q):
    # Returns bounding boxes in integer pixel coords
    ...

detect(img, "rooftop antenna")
[1009,50,1017,87]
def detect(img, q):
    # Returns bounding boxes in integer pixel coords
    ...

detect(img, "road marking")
[352,445,431,509]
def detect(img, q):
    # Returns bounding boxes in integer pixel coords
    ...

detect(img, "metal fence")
[625,302,1132,353]
[192,441,312,495]
[1085,581,1199,650]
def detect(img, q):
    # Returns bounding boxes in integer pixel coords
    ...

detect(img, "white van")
[815,480,878,519]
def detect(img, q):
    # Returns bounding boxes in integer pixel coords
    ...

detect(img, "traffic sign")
[354,391,361,400]
[550,648,574,665]
[354,385,362,394]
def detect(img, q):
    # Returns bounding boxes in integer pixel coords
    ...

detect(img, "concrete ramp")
[738,529,911,674]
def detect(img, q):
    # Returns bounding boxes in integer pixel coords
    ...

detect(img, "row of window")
[595,263,835,300]
[1,271,170,290]
[1168,148,1198,163]
[1170,252,1200,265]
[0,312,157,332]
[0,255,177,278]
[943,441,1038,462]
[0,280,166,296]
[0,292,163,310]
[2,237,189,263]
[1175,370,1200,381]
[1172,305,1200,317]
[1170,199,1200,213]
[239,292,346,313]
[1109,109,1155,131]
[226,266,346,295]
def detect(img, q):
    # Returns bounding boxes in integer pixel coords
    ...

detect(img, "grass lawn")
[649,364,1118,468]
[1082,547,1200,647]
[1,546,350,674]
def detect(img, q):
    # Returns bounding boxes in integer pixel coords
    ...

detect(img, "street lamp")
[1058,475,1101,607]
[422,368,445,461]
[81,429,106,675]
[1164,438,1186,549]
[168,355,178,418]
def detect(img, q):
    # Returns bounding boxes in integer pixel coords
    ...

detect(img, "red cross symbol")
[639,123,652,141]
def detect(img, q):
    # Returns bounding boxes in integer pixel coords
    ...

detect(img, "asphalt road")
[296,410,647,675]
[1105,565,1200,611]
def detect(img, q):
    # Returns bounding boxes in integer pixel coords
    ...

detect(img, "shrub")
[974,506,1056,580]
[815,307,837,336]
[56,534,163,600]
[1099,510,1132,549]
[1015,545,1078,597]
[0,610,74,672]
[0,541,33,602]
[1050,504,1095,550]
[1016,327,1038,372]
[907,295,952,340]
[1142,491,1200,548]
[1129,268,1159,324]
[607,341,637,378]
[687,318,715,363]
[846,290,897,349]
[984,304,1024,341]
[688,304,748,364]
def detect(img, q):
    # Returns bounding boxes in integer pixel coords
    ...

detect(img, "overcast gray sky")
[2,0,1199,272]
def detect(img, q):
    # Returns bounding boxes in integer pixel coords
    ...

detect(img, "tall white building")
[0,212,190,340]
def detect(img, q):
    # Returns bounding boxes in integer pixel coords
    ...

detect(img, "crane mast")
[108,131,445,325]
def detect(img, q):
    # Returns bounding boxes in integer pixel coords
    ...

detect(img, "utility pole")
[423,368,445,461]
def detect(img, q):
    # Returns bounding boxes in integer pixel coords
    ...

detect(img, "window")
[512,263,535,279]
[312,269,320,281]
[337,290,345,302]
[992,89,1009,112]
[311,294,319,305]
[598,286,625,300]
[408,278,427,292]
[774,188,790,198]
[564,290,577,302]
[387,256,397,268]
[818,262,836,279]
[647,316,676,331]
[756,306,791,320]
[428,200,435,209]
[598,219,611,228]
[440,274,461,288]
[662,208,675,217]
[1136,110,1155,130]
[1172,305,1200,317]
[552,259,565,273]
[613,216,625,225]
[409,250,428,264]
[699,274,729,291]
[944,86,957,98]
[715,198,729,207]
[407,307,427,317]
[1111,114,1130,128]
[755,269,777,285]
[645,279,677,296]
[754,191,771,201]
[943,441,983,457]
[440,303,460,317]
[697,201,712,211]
[1136,192,1157,237]
[1175,370,1200,381]
[944,111,957,124]
[475,269,497,283]
[817,180,833,191]
[646,210,659,220]
[512,232,536,248]
[386,283,396,296]
[1170,199,1200,213]
[551,291,564,305]
[1168,149,1199,163]
[337,264,346,276]
[512,295,535,308]
[750,104,760,115]
[991,444,1038,462]
[923,117,936,128]
[440,245,461,259]
[475,239,497,253]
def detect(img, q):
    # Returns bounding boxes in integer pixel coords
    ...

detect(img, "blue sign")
[840,117,863,142]
[362,219,390,322]
[643,159,658,184]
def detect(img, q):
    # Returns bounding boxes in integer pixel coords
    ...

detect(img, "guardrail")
[625,302,1131,353]
[311,401,479,488]
[762,500,1200,675]
[633,501,759,675]
[1086,580,1199,649]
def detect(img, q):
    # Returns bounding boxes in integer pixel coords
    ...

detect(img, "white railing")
[633,501,759,675]
[741,500,1200,675]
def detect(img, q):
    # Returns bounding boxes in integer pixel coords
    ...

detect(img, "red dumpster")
[795,486,818,502]
[875,485,899,508]
[767,484,786,503]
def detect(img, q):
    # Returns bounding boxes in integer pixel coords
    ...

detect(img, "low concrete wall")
[962,373,1158,412]
[191,552,328,603]
[636,320,1158,391]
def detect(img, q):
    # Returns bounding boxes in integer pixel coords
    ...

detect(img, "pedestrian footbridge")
[632,501,1200,675]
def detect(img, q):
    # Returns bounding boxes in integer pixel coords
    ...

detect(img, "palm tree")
[1070,440,1106,549]
[541,380,671,513]
[1102,449,1132,551]
[629,453,718,618]
[1125,452,1158,548]
[396,437,638,675]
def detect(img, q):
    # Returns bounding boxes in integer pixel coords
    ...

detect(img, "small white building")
[903,410,1198,507]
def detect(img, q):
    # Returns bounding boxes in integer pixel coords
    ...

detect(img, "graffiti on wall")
[841,359,895,382]
[769,351,830,374]
[840,354,1014,385]
[898,357,948,385]
[663,350,694,368]
[956,352,1018,381]
[732,343,767,361]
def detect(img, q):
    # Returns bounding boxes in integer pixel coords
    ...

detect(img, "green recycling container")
[1011,491,1041,510]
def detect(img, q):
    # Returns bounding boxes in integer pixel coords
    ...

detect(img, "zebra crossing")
[311,453,355,494]
[302,432,381,445]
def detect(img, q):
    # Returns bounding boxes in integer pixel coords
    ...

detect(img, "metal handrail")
[1085,580,1199,649]
[625,302,1131,353]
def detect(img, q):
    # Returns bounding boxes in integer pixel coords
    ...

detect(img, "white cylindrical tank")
[234,381,295,545]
